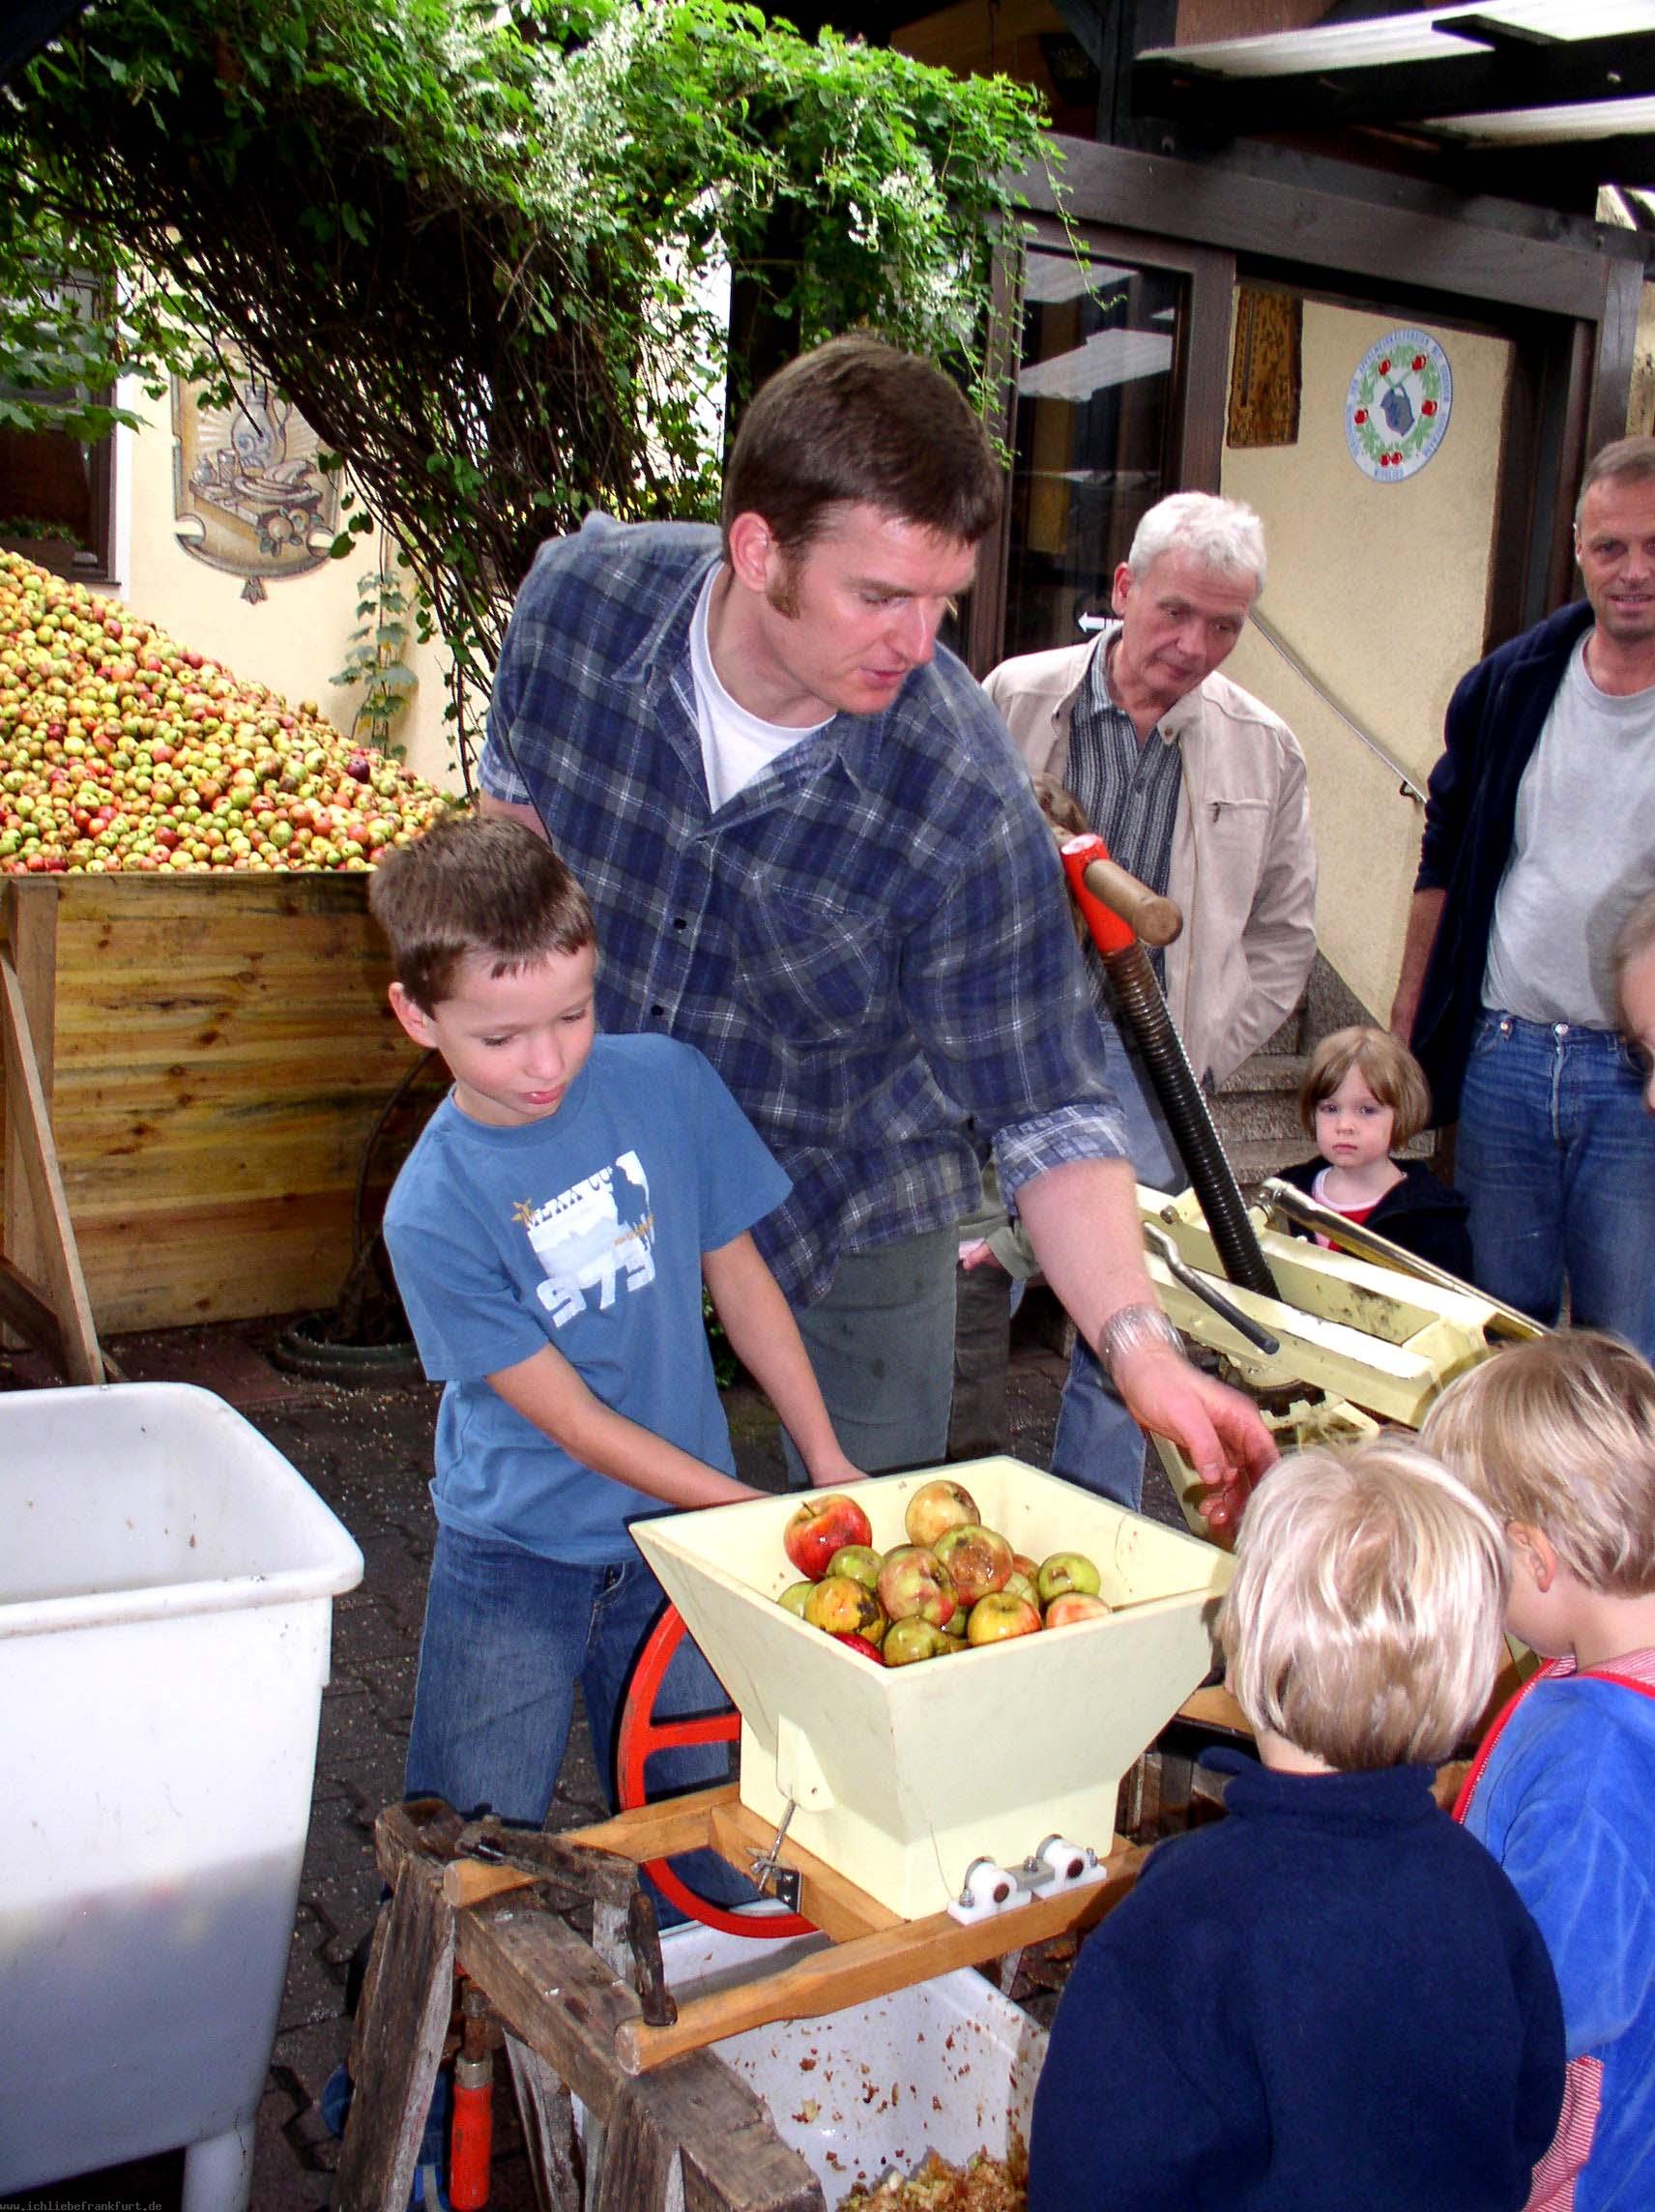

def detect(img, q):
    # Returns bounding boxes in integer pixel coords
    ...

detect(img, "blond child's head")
[1297,1025,1433,1148]
[1421,1331,1655,1599]
[1219,1438,1509,1770]
[368,812,595,1015]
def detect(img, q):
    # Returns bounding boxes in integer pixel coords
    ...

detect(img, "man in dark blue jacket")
[1390,436,1655,1354]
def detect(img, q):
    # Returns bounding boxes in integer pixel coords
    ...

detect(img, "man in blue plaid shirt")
[479,335,1271,1523]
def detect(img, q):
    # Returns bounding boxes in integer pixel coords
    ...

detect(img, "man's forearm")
[1014,1155,1155,1354]
[1390,887,1446,1043]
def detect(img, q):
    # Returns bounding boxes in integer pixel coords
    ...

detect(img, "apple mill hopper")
[631,1459,1231,1923]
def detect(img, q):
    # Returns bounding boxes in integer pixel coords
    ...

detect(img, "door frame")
[972,133,1643,669]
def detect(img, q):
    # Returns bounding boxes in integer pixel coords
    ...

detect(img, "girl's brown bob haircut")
[1297,1025,1434,1146]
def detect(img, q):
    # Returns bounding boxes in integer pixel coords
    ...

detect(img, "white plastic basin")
[0,1382,363,2209]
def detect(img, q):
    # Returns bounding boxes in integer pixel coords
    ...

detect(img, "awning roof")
[1134,3,1655,199]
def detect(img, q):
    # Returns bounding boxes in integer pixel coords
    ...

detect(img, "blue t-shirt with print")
[384,1032,791,1564]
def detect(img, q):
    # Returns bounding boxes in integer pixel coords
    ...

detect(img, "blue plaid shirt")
[480,514,1127,1302]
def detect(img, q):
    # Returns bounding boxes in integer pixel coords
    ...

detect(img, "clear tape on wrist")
[1098,1300,1182,1382]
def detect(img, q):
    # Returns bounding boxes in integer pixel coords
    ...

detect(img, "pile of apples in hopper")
[0,549,453,874]
[779,1477,1111,1666]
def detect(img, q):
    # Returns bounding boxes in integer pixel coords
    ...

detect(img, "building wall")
[95,380,466,796]
[1220,300,1511,1019]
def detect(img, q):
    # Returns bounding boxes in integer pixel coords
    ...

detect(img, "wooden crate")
[1,874,423,1333]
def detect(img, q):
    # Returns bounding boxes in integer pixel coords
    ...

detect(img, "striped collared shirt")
[1067,634,1183,989]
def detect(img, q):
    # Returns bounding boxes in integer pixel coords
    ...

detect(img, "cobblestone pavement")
[0,1301,1184,2212]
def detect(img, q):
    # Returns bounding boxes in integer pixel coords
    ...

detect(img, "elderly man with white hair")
[983,491,1317,1505]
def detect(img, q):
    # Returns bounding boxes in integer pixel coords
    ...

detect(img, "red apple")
[876,1543,957,1628]
[932,1523,1014,1605]
[802,1574,886,1644]
[783,1492,873,1582]
[833,1632,885,1663]
[904,1477,980,1549]
[965,1591,1042,1645]
[1044,1592,1113,1628]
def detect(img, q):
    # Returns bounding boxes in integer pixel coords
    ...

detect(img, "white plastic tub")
[643,1922,1046,2209]
[0,1382,363,2210]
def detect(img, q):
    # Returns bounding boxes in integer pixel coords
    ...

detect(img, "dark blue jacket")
[1412,600,1595,1122]
[1277,1152,1474,1280]
[1029,1758,1564,2212]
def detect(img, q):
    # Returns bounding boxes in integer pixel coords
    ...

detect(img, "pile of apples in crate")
[0,549,454,874]
[778,1476,1110,1666]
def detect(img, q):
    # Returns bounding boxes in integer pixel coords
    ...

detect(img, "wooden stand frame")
[337,1792,1147,2212]
[0,882,106,1382]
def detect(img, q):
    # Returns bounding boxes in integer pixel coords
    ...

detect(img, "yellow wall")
[99,380,465,795]
[1221,301,1511,1017]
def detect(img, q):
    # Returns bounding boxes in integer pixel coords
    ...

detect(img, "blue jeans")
[1457,1009,1655,1356]
[1050,1025,1181,1509]
[404,1523,749,1905]
[783,1226,959,1484]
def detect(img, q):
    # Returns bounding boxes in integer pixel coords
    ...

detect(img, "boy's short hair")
[1421,1330,1655,1597]
[1611,888,1655,1018]
[367,813,595,1012]
[1219,1438,1509,1770]
[1297,1024,1434,1145]
[720,334,1002,563]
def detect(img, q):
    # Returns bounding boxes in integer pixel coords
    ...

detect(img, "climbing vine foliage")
[0,0,1050,767]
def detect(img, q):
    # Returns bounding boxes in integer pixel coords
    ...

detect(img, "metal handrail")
[1247,609,1428,805]
[1073,603,1428,804]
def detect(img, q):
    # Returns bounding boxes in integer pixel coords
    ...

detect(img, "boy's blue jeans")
[1457,1009,1655,1358]
[404,1524,749,1905]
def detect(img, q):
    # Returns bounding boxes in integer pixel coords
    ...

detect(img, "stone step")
[1214,1052,1305,1096]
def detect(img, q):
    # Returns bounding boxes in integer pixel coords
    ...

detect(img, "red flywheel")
[615,1604,815,1939]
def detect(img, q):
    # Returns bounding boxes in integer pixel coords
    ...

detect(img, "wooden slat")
[504,2039,582,2212]
[0,875,431,1328]
[456,1899,646,2124]
[71,1190,366,1329]
[562,1785,743,1864]
[1,880,59,1303]
[616,1842,1147,2075]
[0,940,102,1382]
[334,1852,456,2212]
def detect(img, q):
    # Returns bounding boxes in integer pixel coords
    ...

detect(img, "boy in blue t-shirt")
[369,814,861,1833]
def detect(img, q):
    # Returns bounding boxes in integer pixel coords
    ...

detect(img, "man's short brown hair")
[1576,434,1655,524]
[1298,1025,1434,1146]
[720,334,1002,562]
[367,813,595,1013]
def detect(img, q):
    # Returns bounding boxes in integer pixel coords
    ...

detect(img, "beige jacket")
[982,628,1317,1088]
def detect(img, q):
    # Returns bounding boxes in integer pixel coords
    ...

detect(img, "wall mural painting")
[170,353,340,601]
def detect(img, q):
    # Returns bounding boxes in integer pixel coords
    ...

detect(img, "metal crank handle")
[1143,1224,1282,1357]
